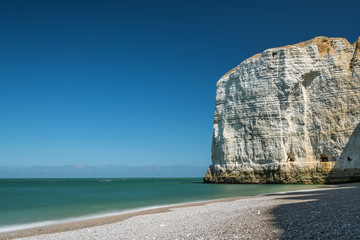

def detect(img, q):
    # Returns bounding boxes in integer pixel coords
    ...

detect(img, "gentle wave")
[0,200,211,233]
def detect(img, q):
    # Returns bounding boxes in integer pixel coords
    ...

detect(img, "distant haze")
[0,165,205,178]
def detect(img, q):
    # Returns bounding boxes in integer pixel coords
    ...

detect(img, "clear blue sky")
[0,0,359,177]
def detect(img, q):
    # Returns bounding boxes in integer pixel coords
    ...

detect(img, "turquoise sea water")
[0,178,327,231]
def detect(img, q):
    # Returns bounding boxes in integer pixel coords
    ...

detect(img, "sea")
[0,178,327,232]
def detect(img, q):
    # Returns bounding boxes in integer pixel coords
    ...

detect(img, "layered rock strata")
[204,36,360,184]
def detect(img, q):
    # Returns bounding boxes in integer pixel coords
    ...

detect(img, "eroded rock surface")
[205,36,360,184]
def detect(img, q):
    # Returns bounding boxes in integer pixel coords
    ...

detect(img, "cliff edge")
[204,36,360,184]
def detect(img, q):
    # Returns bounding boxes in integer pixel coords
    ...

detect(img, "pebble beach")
[2,183,360,240]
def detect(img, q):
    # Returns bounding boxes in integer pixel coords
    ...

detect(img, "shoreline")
[0,183,350,240]
[0,196,268,240]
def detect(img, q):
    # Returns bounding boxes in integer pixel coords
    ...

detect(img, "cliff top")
[250,36,359,59]
[224,36,360,78]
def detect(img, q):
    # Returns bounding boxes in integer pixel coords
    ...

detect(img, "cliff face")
[204,36,360,184]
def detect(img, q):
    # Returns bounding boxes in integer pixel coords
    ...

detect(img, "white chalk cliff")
[204,36,360,183]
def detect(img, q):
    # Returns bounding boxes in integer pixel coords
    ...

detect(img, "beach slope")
[3,183,360,240]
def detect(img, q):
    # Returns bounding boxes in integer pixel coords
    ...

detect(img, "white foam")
[0,201,211,233]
